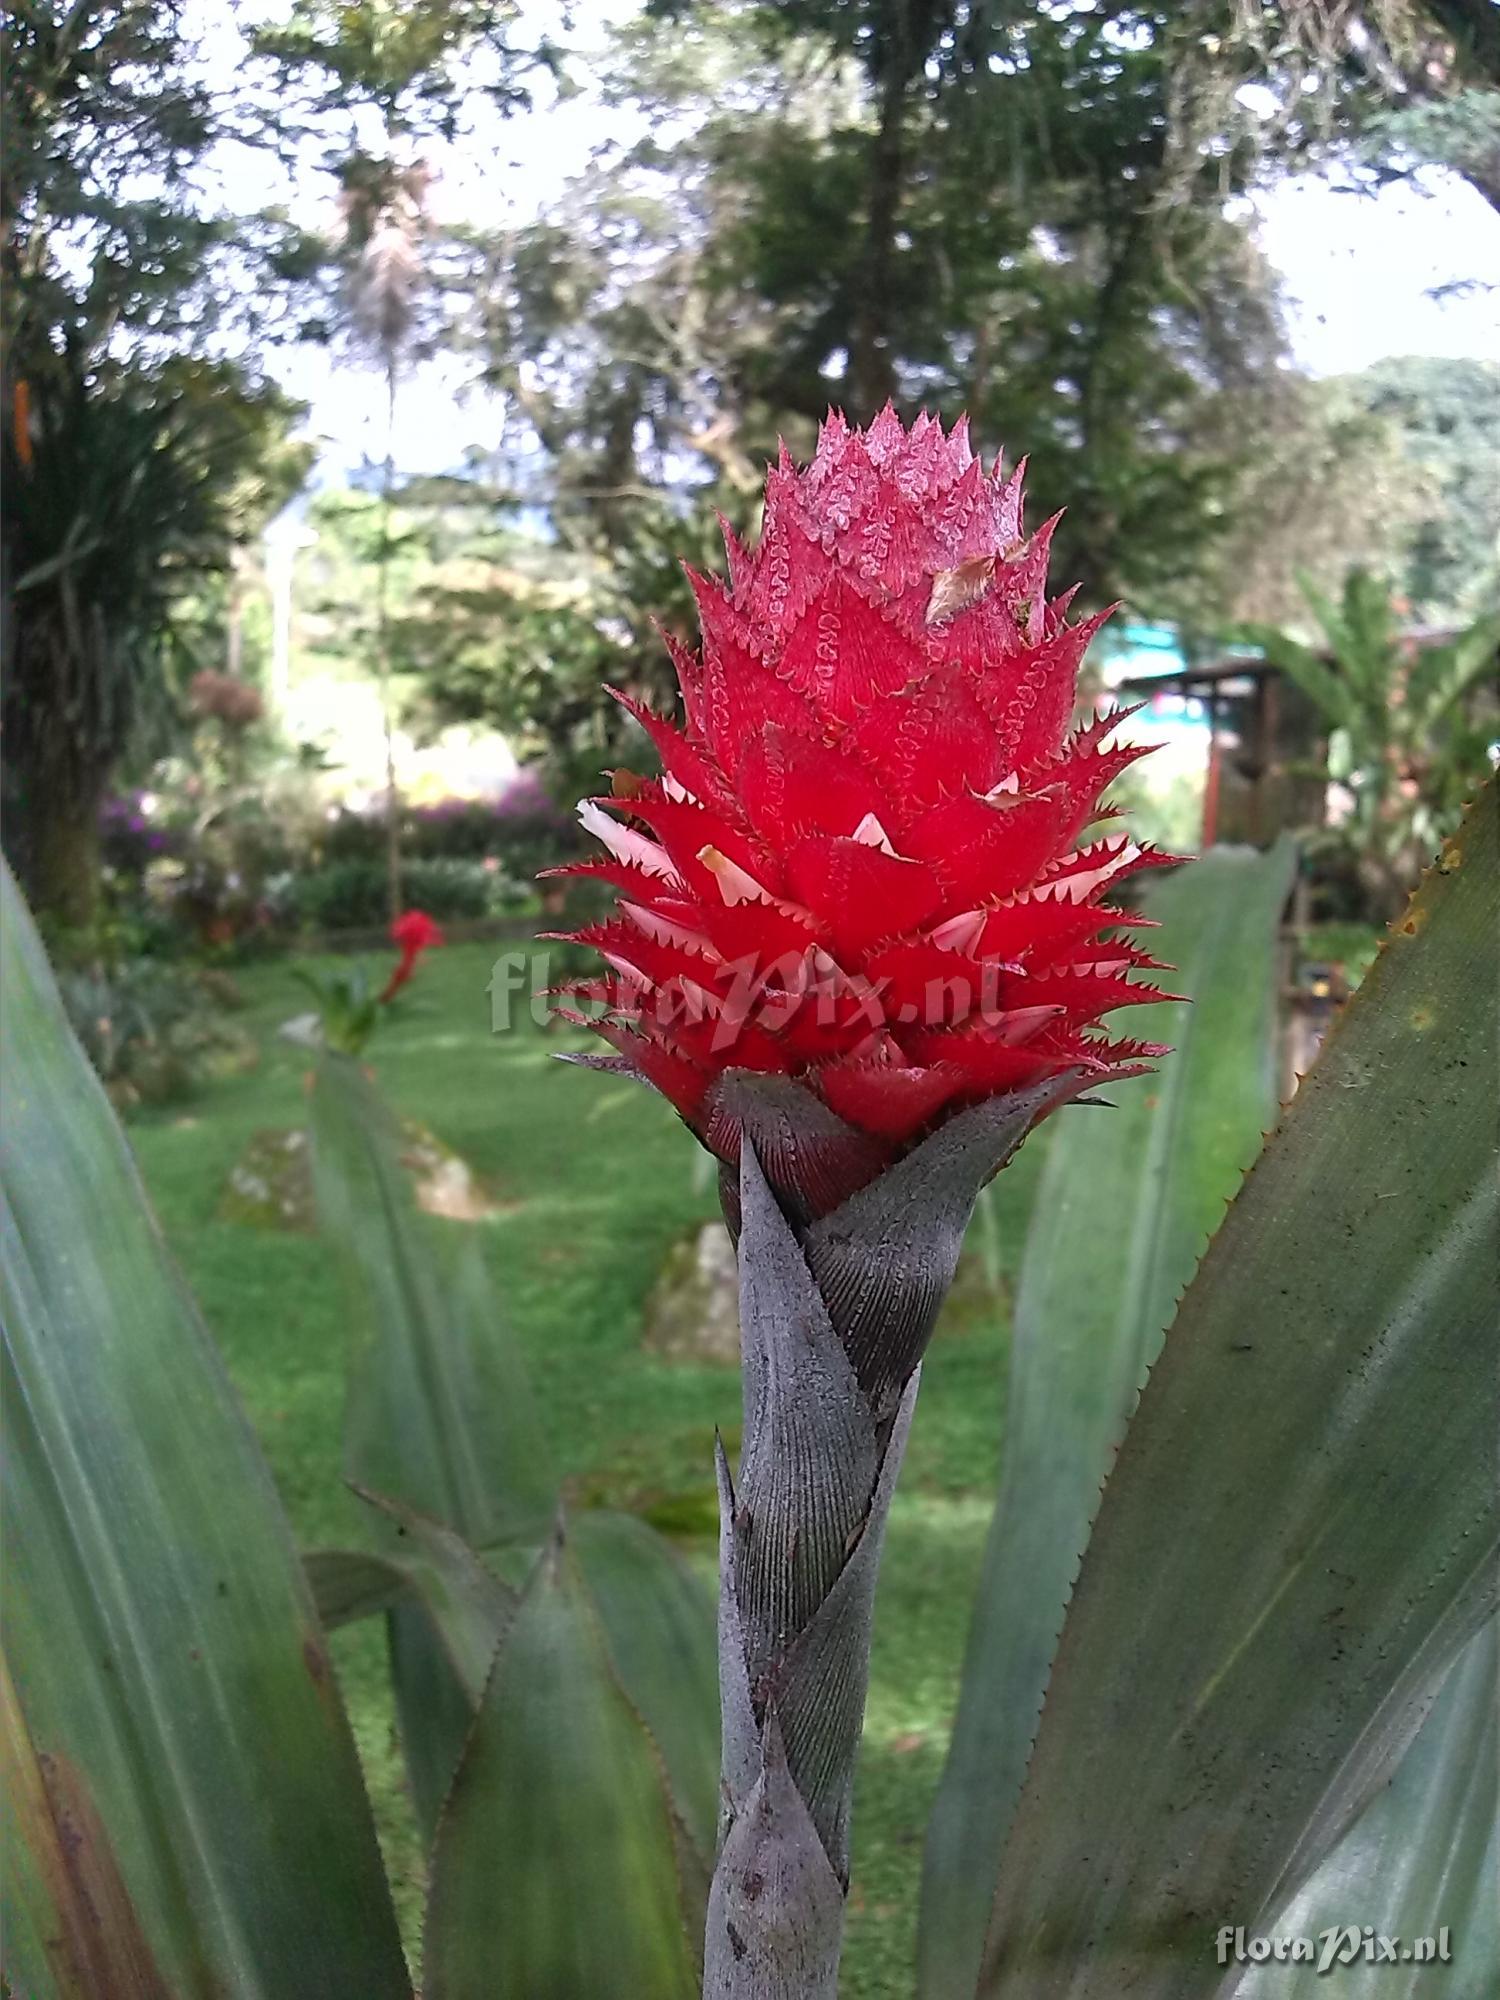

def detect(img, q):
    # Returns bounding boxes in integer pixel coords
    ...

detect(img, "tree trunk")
[1360,851,1418,928]
[226,545,246,679]
[377,367,403,923]
[9,748,104,939]
[1063,212,1149,611]
[847,1,939,418]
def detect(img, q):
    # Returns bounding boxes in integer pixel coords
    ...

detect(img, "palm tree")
[1,354,306,934]
[337,151,432,921]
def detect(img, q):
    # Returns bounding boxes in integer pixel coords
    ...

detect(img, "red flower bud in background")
[379,909,444,1005]
[552,407,1174,1212]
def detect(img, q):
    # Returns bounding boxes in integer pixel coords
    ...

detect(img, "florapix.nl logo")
[488,944,1018,1047]
[1216,1926,1454,1975]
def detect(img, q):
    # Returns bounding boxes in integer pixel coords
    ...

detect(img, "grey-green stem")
[702,1076,1077,1995]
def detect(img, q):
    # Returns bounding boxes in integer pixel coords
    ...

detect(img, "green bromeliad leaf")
[570,1510,719,1903]
[976,786,1499,1997]
[306,1486,518,1704]
[918,839,1297,2000]
[306,1048,557,1833]
[303,1044,718,1956]
[307,1050,557,1546]
[0,865,411,2000]
[1237,1617,1498,2000]
[423,1530,702,2000]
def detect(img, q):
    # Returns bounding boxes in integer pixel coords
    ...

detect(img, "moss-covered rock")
[641,1220,741,1366]
[218,1119,506,1231]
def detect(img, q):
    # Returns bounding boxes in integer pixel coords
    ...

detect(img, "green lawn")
[127,937,1044,1996]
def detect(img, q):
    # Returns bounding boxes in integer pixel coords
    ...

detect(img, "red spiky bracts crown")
[550,407,1176,1212]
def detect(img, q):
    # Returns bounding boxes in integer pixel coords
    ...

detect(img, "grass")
[127,938,1046,1997]
[1300,919,1384,988]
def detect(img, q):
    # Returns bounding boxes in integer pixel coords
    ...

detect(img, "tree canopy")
[1347,355,1500,622]
[3,0,1495,928]
[408,1,1328,769]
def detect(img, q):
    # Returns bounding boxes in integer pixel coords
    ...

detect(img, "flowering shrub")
[98,794,180,880]
[317,776,582,876]
[98,785,300,955]
[56,955,256,1107]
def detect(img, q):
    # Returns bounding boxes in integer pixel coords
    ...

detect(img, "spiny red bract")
[551,405,1175,1174]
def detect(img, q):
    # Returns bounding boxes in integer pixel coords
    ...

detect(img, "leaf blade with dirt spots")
[306,1049,559,1834]
[423,1530,701,2000]
[918,839,1297,2000]
[977,786,1499,1997]
[0,864,411,2000]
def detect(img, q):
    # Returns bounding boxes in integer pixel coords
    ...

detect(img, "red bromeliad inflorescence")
[379,908,444,1005]
[551,407,1177,1203]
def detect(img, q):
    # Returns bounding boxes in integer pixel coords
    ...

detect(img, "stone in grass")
[641,1217,1015,1368]
[219,1128,319,1231]
[400,1122,510,1223]
[106,1018,260,1113]
[642,1220,742,1366]
[218,1120,506,1232]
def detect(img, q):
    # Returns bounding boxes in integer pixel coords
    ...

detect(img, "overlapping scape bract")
[552,406,1176,1174]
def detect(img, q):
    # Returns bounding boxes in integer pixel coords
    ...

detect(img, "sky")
[215,3,1500,481]
[1252,168,1500,376]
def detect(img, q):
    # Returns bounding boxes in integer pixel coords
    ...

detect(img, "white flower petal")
[929,908,986,953]
[578,798,683,884]
[850,810,899,855]
[698,845,774,906]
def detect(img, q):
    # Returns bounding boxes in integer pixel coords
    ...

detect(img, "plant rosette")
[553,406,1173,1995]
